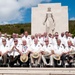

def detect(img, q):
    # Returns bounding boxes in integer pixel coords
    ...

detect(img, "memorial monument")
[31,3,68,35]
[43,7,55,34]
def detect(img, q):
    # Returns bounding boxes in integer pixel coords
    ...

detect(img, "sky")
[0,0,75,25]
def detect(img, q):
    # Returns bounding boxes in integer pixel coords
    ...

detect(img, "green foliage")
[20,28,24,34]
[69,20,75,36]
[0,23,31,34]
[0,28,1,31]
[0,20,75,35]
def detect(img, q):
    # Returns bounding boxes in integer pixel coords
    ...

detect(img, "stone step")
[0,68,75,75]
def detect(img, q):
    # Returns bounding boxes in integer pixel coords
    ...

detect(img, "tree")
[20,28,24,34]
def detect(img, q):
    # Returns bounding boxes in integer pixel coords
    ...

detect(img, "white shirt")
[0,37,2,46]
[20,45,30,54]
[17,38,22,45]
[0,44,9,54]
[38,37,44,46]
[29,39,34,46]
[59,36,67,47]
[65,46,75,53]
[73,37,75,46]
[9,44,21,57]
[30,43,42,53]
[54,44,64,55]
[10,38,15,46]
[42,44,53,53]
[10,38,22,46]
[51,37,57,46]
[48,37,53,44]
[63,37,74,47]
[22,35,31,45]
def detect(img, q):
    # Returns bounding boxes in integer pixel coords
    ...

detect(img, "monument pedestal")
[31,3,68,35]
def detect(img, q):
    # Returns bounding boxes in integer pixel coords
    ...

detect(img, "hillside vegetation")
[0,23,31,34]
[69,20,75,36]
[0,20,75,35]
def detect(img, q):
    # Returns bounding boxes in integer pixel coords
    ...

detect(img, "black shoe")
[31,63,34,67]
[3,63,8,67]
[37,64,40,67]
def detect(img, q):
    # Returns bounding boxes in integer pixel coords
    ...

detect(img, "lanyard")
[22,45,27,52]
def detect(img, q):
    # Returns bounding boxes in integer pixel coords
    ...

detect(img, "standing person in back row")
[43,7,55,34]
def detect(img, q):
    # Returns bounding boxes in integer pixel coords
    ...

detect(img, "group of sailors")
[0,31,75,67]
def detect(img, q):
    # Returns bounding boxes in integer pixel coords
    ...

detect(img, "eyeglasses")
[2,41,6,42]
[45,41,48,42]
[55,35,58,36]
[14,41,18,42]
